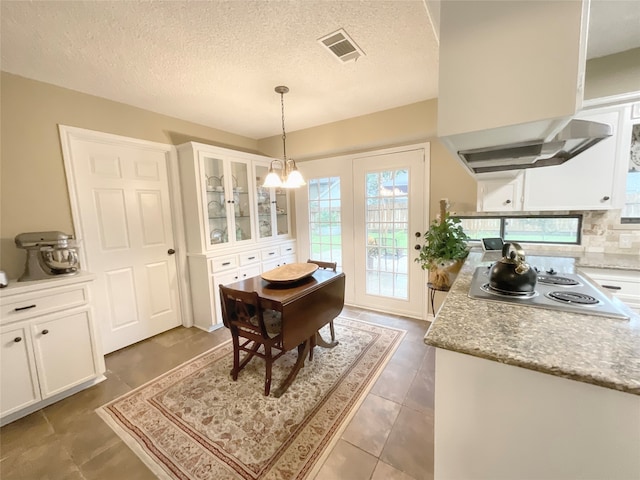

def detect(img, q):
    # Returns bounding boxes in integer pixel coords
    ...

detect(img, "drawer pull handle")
[42,329,49,335]
[269,252,275,256]
[248,256,256,260]
[14,337,22,343]
[15,304,36,312]
[285,248,292,252]
[602,284,622,290]
[222,262,231,266]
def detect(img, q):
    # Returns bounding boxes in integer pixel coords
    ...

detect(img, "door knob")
[505,199,512,204]
[42,329,49,335]
[168,249,175,255]
[415,232,421,238]
[414,244,421,250]
[602,196,610,201]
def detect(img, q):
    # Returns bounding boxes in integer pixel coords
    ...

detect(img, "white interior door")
[60,127,182,353]
[353,149,426,317]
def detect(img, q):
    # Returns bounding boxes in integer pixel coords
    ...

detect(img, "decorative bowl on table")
[261,263,318,284]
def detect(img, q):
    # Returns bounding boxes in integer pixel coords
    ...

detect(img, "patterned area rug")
[97,316,405,480]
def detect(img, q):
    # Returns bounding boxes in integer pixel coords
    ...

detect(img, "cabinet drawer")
[581,268,640,297]
[279,242,296,257]
[0,285,89,325]
[210,255,238,272]
[261,248,279,261]
[239,252,261,266]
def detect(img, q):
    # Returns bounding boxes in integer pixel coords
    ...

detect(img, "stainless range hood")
[455,118,613,175]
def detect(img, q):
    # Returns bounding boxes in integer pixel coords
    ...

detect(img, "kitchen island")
[424,249,640,480]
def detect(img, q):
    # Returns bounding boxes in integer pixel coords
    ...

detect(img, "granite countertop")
[424,249,640,395]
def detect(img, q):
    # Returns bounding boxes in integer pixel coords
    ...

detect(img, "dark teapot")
[489,242,537,294]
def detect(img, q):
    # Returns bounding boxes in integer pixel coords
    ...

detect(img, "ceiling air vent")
[318,28,365,63]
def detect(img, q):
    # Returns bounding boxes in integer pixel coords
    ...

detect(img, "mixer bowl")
[41,247,79,271]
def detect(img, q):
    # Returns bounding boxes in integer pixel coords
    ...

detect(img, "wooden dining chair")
[307,259,338,343]
[219,285,286,396]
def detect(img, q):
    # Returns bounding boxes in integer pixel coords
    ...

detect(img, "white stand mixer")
[15,231,80,282]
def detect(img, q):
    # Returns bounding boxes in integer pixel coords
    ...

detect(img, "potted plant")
[415,199,470,290]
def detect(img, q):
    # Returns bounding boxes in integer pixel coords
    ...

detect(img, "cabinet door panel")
[32,310,97,398]
[523,110,619,211]
[477,175,523,212]
[0,326,40,416]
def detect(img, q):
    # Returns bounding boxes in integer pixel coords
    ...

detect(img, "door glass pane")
[230,160,252,241]
[255,164,273,238]
[365,170,409,300]
[203,156,228,246]
[275,187,289,236]
[308,177,341,266]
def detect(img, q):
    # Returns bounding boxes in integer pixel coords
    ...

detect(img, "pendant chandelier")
[263,86,306,189]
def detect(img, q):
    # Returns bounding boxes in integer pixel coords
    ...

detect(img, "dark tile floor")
[0,306,434,480]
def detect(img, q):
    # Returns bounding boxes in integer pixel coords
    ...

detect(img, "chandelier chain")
[280,91,287,162]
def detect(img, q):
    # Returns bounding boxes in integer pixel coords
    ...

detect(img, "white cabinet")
[211,261,262,328]
[262,242,297,271]
[31,310,98,398]
[523,109,621,211]
[438,1,586,138]
[1,325,39,417]
[0,275,105,425]
[476,173,524,212]
[579,267,640,316]
[178,142,297,331]
[177,142,260,252]
[476,106,628,213]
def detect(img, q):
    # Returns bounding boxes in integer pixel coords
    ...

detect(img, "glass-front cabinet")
[202,154,254,247]
[177,142,291,254]
[254,162,290,239]
[177,142,296,331]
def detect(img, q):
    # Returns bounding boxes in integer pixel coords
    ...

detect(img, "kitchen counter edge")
[424,249,640,395]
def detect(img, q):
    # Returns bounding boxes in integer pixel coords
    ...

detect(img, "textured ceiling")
[1,1,638,140]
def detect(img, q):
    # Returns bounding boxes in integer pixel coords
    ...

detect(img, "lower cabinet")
[1,324,40,417]
[0,275,105,425]
[31,310,98,398]
[212,264,262,327]
[580,267,640,315]
[188,240,297,331]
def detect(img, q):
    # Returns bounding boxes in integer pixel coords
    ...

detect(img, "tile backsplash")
[579,210,640,255]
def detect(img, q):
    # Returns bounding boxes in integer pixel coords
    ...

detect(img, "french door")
[353,149,426,317]
[296,145,428,318]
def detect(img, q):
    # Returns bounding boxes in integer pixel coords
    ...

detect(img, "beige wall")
[3,45,635,278]
[585,48,640,100]
[257,99,478,222]
[0,72,259,278]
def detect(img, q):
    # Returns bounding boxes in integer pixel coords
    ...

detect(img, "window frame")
[620,116,640,225]
[455,214,583,245]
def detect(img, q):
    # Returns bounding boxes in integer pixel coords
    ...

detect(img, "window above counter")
[457,215,582,246]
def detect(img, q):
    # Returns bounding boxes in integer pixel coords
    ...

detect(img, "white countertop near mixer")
[0,272,96,298]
